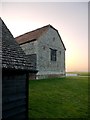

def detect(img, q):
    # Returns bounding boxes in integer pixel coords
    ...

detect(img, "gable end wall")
[37,27,65,79]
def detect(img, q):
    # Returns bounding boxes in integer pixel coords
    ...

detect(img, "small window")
[50,48,57,61]
[53,37,55,41]
[43,45,46,50]
[59,51,61,55]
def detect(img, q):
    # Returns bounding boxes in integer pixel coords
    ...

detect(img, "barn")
[0,18,37,119]
[16,25,66,79]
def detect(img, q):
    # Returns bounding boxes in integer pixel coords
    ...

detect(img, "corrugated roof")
[0,18,37,71]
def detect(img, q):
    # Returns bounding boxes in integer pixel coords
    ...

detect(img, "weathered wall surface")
[20,27,66,79]
[21,41,38,55]
[20,42,37,71]
[37,27,65,79]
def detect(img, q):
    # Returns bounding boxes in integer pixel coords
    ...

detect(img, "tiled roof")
[16,24,66,50]
[0,18,37,71]
[16,25,50,45]
[26,54,36,70]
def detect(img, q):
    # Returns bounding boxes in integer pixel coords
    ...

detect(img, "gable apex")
[15,24,60,45]
[16,24,66,50]
[16,24,50,45]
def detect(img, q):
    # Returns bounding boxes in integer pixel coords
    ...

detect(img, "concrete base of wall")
[36,74,66,80]
[29,73,36,80]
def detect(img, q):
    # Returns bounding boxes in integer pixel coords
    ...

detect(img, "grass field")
[28,76,88,119]
[67,72,90,76]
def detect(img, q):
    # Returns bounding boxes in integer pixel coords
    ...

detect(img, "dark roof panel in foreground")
[0,18,36,71]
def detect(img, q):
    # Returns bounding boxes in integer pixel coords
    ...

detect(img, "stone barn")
[0,18,37,119]
[16,25,66,79]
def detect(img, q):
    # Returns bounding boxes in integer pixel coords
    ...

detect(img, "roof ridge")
[15,24,60,45]
[16,24,51,38]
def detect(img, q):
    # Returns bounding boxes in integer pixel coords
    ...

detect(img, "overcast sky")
[1,2,88,72]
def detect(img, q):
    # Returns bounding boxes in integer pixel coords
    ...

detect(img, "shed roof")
[0,18,36,71]
[16,25,66,50]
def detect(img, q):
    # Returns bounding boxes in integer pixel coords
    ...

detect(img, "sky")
[0,2,88,72]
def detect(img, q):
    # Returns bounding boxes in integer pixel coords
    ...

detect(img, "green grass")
[28,77,88,119]
[77,72,90,76]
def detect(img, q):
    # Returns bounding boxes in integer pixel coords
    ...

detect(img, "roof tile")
[16,24,66,50]
[0,18,37,71]
[16,25,50,44]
